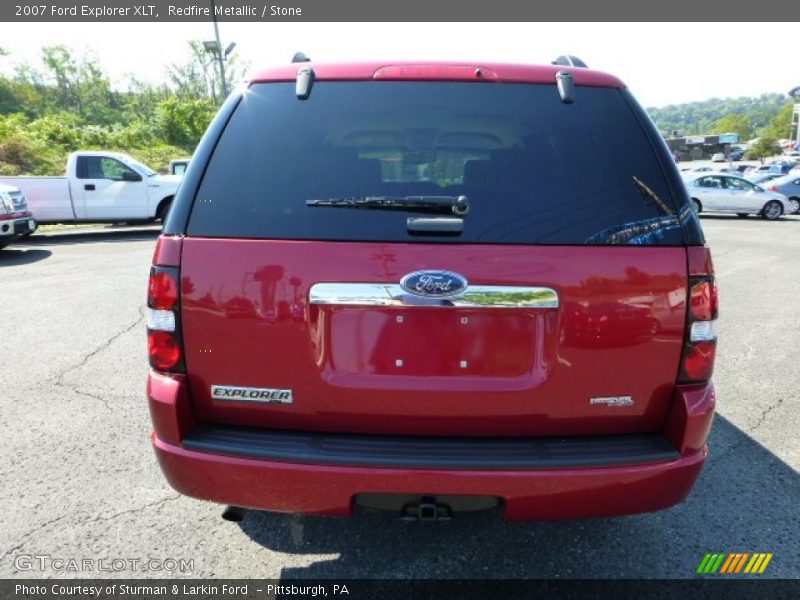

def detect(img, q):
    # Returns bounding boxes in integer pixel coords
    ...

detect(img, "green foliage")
[648,94,787,137]
[743,102,797,162]
[156,96,216,147]
[711,114,753,140]
[760,102,795,141]
[0,43,243,175]
[0,132,63,175]
[745,137,780,162]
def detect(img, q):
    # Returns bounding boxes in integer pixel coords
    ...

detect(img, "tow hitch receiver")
[401,496,453,522]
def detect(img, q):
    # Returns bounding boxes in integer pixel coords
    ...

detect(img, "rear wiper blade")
[306,195,470,216]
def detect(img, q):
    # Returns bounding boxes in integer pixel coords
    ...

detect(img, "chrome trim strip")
[309,283,559,309]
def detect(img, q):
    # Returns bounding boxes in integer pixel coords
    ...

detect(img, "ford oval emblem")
[400,270,468,298]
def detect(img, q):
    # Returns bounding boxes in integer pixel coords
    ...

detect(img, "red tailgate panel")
[180,239,687,437]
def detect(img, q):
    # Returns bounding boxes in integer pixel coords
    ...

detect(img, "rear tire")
[736,213,749,218]
[691,199,702,214]
[761,200,783,221]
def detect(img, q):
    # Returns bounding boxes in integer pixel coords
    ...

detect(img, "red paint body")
[147,61,716,520]
[0,210,32,221]
[251,61,625,88]
[149,237,716,519]
[179,240,688,437]
[153,430,706,521]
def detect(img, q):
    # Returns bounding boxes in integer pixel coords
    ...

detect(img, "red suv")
[146,58,717,521]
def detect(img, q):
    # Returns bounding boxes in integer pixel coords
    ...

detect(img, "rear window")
[188,81,684,245]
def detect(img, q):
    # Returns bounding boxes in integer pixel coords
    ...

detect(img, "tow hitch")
[401,496,453,522]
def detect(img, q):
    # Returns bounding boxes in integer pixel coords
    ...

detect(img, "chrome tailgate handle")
[309,283,559,309]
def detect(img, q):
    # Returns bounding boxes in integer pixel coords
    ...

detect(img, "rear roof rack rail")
[552,55,588,68]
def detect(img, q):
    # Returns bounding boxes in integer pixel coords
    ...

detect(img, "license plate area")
[325,309,536,377]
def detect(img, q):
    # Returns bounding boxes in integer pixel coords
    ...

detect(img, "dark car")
[729,148,746,161]
[146,58,718,522]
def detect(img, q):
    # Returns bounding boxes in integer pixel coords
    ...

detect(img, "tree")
[156,96,216,147]
[28,46,117,123]
[647,94,786,136]
[761,102,795,141]
[711,114,753,140]
[166,41,249,103]
[745,137,780,163]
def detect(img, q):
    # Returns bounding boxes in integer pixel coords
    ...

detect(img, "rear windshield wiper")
[306,195,470,216]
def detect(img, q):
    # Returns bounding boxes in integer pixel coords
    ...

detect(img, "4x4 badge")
[589,396,634,407]
[400,270,468,298]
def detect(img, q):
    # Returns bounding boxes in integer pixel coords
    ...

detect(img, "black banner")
[3,0,800,22]
[4,580,800,600]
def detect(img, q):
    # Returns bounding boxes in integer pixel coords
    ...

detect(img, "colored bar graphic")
[759,554,773,574]
[719,554,736,574]
[701,552,773,575]
[697,553,713,574]
[711,554,725,573]
[734,553,749,573]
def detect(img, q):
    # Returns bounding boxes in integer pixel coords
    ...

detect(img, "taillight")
[148,331,181,370]
[148,271,178,310]
[147,266,184,372]
[679,252,718,383]
[767,185,778,192]
[689,280,718,321]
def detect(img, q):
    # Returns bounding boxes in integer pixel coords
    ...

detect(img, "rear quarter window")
[188,81,687,245]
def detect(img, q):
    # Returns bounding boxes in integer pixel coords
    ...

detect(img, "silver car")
[762,173,800,214]
[684,173,792,220]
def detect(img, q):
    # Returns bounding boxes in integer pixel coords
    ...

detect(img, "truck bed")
[0,177,74,223]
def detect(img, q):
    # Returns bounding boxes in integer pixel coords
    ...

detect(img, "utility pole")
[790,87,800,145]
[209,0,228,98]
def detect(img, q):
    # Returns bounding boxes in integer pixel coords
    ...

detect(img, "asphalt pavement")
[1,217,798,579]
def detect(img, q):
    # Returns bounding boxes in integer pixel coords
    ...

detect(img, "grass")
[37,223,109,232]
[36,222,160,233]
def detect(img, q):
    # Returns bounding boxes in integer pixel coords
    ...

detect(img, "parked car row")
[683,172,797,219]
[0,151,189,251]
[0,151,181,226]
[680,159,799,181]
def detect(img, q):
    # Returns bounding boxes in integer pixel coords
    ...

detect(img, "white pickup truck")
[0,151,181,224]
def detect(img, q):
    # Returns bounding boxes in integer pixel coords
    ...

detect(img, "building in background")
[665,133,741,161]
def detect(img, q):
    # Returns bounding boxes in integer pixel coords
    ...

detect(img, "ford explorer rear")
[146,58,717,521]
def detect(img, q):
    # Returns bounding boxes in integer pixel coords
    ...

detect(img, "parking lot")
[1,216,799,579]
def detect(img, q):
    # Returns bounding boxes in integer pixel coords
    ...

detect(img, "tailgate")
[180,239,687,436]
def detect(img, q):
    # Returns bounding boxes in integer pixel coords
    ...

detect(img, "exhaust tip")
[221,506,247,522]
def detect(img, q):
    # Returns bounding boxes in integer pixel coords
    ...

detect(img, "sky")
[0,22,798,108]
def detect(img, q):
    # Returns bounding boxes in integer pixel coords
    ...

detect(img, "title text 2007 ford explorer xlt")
[146,57,717,522]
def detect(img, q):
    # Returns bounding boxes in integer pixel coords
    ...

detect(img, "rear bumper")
[154,434,705,520]
[148,371,714,521]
